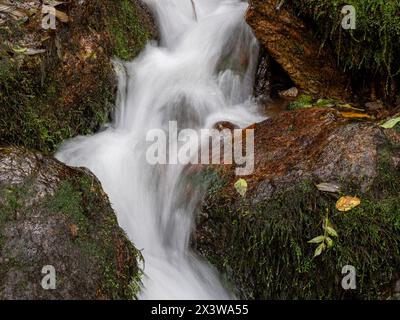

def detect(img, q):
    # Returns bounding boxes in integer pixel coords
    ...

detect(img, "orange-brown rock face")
[246,0,350,99]
[219,107,399,196]
[194,108,400,299]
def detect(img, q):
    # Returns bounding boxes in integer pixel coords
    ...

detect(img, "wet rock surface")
[194,108,400,299]
[250,108,395,197]
[0,147,141,299]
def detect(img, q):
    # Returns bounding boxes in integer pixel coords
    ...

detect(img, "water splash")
[56,0,263,299]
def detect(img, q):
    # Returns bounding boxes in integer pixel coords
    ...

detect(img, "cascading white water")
[56,0,264,299]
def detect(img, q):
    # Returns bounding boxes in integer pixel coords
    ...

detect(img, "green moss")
[0,171,143,299]
[197,144,400,299]
[315,98,336,107]
[289,0,400,85]
[107,0,153,60]
[101,250,143,300]
[0,46,114,154]
[0,0,155,154]
[0,57,73,153]
[0,179,37,223]
[43,181,90,233]
[287,94,314,110]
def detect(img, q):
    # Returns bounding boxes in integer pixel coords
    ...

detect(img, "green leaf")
[314,243,326,257]
[325,237,334,248]
[326,226,339,238]
[381,116,400,129]
[234,178,248,197]
[308,235,325,244]
[12,46,27,54]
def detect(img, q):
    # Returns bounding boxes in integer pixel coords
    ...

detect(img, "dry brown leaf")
[55,9,69,23]
[336,196,361,212]
[69,224,79,239]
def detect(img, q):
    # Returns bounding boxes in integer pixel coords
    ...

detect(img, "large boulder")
[0,0,157,153]
[193,108,400,299]
[246,0,349,99]
[0,147,141,299]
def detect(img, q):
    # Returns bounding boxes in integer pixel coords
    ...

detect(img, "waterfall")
[56,0,263,299]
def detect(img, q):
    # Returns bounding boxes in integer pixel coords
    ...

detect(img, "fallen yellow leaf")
[336,196,361,212]
[340,112,372,119]
[234,178,248,197]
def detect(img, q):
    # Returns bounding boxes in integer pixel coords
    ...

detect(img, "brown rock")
[278,87,298,98]
[194,108,400,299]
[218,108,400,199]
[0,147,141,300]
[246,0,350,99]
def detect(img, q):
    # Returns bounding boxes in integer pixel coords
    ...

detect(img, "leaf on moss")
[12,46,27,54]
[325,237,334,248]
[326,226,338,238]
[381,116,400,129]
[308,235,325,244]
[336,196,361,212]
[234,178,248,197]
[314,243,326,258]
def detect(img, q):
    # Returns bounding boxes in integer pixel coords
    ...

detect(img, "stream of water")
[56,0,263,299]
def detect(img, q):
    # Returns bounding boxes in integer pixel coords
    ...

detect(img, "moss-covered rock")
[249,0,400,103]
[287,94,314,110]
[0,0,156,154]
[0,147,142,299]
[288,0,400,100]
[193,108,400,299]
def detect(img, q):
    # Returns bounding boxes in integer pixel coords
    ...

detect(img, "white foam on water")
[56,0,264,299]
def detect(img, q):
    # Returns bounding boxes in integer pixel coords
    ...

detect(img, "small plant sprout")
[308,209,339,257]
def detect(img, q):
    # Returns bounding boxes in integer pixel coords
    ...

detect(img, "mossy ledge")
[0,147,142,299]
[0,0,157,154]
[193,122,400,299]
[289,1,400,83]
